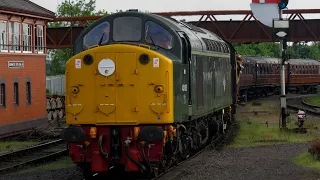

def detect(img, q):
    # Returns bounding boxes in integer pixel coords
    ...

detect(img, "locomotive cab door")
[178,31,192,117]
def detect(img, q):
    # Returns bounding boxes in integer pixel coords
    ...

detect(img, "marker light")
[134,127,140,140]
[89,127,97,138]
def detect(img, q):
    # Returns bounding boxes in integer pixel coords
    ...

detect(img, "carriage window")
[145,21,173,50]
[113,17,142,42]
[83,22,110,50]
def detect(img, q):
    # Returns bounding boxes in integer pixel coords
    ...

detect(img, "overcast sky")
[30,0,319,20]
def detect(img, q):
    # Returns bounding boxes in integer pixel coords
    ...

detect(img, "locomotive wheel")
[177,128,191,160]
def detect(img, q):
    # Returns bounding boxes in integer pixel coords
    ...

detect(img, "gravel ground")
[1,143,319,180]
[161,143,320,180]
[0,167,83,180]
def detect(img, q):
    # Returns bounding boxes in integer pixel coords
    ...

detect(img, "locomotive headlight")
[154,85,164,93]
[71,86,80,94]
[139,53,150,65]
[134,127,140,140]
[83,54,94,65]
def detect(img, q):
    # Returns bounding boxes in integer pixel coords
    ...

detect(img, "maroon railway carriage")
[238,56,320,101]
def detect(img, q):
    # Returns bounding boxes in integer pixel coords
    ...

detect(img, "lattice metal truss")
[46,9,320,49]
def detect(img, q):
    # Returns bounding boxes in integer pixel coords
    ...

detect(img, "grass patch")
[0,141,38,153]
[292,152,320,169]
[229,99,320,148]
[18,156,75,174]
[304,95,320,106]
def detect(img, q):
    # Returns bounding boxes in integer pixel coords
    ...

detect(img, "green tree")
[234,41,320,60]
[234,42,280,57]
[47,0,108,76]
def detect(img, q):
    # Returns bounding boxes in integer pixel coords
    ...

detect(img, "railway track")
[0,139,68,174]
[287,96,320,116]
[152,120,240,180]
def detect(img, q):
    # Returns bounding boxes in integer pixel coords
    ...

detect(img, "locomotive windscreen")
[113,16,142,42]
[83,22,110,50]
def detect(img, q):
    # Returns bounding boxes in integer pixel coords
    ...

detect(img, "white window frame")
[9,22,21,53]
[0,21,8,52]
[35,25,44,54]
[22,23,32,53]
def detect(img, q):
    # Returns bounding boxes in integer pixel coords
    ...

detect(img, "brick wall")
[0,53,46,125]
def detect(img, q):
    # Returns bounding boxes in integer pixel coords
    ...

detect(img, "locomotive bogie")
[64,106,233,175]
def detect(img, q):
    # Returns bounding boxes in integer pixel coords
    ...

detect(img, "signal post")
[250,0,289,129]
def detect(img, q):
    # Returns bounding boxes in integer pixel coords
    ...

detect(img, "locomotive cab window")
[113,17,142,42]
[145,21,173,50]
[83,22,110,50]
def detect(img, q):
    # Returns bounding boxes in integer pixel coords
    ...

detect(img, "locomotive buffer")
[250,0,289,129]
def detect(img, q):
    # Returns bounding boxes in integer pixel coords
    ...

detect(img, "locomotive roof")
[73,10,228,55]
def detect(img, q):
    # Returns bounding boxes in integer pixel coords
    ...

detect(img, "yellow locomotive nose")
[65,44,173,125]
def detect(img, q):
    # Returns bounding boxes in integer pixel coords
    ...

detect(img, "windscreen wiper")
[98,32,106,46]
[145,26,159,51]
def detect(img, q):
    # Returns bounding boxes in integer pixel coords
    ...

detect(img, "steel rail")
[0,139,67,174]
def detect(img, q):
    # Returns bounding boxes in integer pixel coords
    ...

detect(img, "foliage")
[0,141,38,152]
[304,95,320,106]
[234,42,320,60]
[292,152,320,170]
[18,156,75,174]
[46,0,108,76]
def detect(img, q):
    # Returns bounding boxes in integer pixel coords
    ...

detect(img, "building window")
[0,21,8,52]
[35,25,43,53]
[26,81,31,104]
[9,22,21,52]
[22,24,32,53]
[13,82,19,106]
[0,83,5,107]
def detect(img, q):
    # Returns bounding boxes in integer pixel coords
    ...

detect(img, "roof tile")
[0,0,55,18]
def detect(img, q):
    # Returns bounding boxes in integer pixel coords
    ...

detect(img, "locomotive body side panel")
[172,60,189,122]
[189,52,233,118]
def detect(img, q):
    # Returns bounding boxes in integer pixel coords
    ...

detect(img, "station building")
[0,0,55,136]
